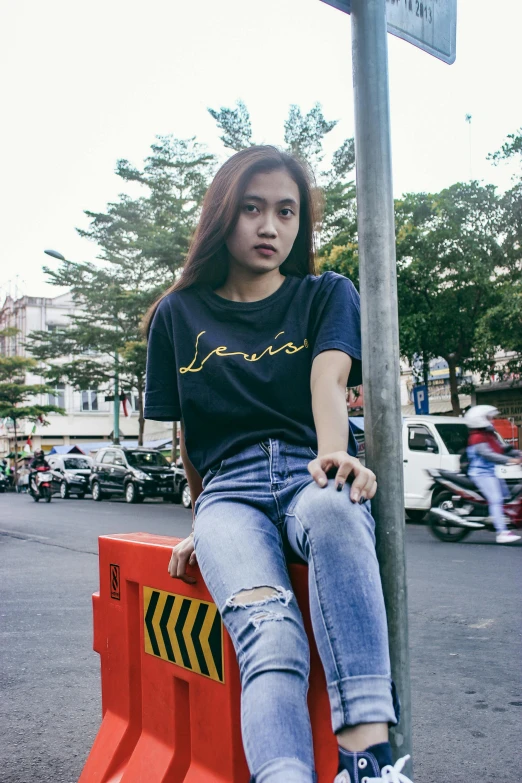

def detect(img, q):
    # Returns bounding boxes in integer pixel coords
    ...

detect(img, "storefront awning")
[401,395,471,416]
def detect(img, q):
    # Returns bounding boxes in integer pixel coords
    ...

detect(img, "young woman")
[144,146,410,783]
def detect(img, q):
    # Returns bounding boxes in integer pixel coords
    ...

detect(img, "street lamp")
[44,249,66,262]
[43,249,121,445]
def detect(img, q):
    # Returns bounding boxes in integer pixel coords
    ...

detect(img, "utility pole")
[351,0,412,773]
[465,113,473,180]
[113,351,120,446]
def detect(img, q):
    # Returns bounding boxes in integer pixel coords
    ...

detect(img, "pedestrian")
[464,405,522,544]
[144,146,410,783]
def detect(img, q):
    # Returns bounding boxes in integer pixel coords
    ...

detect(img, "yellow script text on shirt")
[180,331,309,374]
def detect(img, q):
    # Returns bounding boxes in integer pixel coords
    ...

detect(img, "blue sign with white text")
[413,385,429,415]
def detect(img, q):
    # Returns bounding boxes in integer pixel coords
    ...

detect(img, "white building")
[0,292,171,456]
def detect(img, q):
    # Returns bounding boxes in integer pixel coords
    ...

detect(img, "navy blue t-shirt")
[144,271,362,475]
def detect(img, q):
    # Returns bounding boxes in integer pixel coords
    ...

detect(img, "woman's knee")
[223,585,310,683]
[292,481,375,542]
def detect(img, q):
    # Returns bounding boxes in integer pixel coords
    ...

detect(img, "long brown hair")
[143,145,319,334]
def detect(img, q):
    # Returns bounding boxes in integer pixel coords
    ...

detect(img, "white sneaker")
[496,531,521,544]
[334,754,413,783]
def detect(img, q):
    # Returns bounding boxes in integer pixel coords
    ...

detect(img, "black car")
[47,454,94,499]
[172,463,191,509]
[90,447,178,503]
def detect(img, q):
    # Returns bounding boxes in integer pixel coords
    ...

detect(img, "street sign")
[320,0,457,64]
[413,384,430,414]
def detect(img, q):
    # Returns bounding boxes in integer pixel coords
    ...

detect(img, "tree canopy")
[394,182,512,413]
[27,136,216,444]
[0,328,64,471]
[208,100,253,152]
[478,128,522,376]
[24,110,522,428]
[28,103,358,439]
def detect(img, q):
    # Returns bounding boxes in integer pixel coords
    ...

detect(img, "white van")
[351,415,522,521]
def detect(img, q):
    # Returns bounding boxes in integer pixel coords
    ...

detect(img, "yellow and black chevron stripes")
[143,586,224,683]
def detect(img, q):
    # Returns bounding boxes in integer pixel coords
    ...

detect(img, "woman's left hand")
[308,451,377,503]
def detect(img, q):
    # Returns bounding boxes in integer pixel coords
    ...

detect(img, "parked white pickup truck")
[350,415,522,522]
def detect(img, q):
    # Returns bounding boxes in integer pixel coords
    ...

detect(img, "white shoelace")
[334,755,413,783]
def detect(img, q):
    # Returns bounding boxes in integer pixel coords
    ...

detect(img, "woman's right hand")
[168,533,198,584]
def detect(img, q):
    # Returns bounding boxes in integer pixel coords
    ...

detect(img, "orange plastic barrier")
[79,532,338,783]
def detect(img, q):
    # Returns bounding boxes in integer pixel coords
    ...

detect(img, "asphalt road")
[0,492,521,783]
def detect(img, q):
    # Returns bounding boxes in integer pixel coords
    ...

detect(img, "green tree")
[395,182,511,414]
[476,284,522,376]
[316,137,358,286]
[284,106,358,251]
[284,102,337,165]
[487,127,522,168]
[478,129,522,375]
[27,136,215,444]
[26,264,142,438]
[208,100,253,151]
[84,135,215,275]
[0,328,63,478]
[27,253,167,446]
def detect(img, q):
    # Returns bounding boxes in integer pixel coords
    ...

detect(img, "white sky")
[1,0,520,299]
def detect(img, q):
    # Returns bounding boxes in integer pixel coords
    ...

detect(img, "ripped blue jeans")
[193,440,398,783]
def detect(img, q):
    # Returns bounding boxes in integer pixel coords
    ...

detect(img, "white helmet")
[464,405,500,429]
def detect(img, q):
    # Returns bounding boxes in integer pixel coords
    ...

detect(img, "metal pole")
[113,353,120,445]
[350,0,412,773]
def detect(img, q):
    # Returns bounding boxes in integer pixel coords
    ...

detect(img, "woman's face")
[226,169,300,277]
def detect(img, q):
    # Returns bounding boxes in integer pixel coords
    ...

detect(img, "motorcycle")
[426,467,522,542]
[30,467,53,503]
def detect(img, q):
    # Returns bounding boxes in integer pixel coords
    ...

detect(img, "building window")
[0,329,18,356]
[48,382,65,408]
[81,390,99,411]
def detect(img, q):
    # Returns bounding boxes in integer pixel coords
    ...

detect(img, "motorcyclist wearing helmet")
[29,449,50,490]
[464,405,522,544]
[30,449,50,470]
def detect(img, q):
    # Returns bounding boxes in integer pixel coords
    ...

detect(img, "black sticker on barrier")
[110,564,120,600]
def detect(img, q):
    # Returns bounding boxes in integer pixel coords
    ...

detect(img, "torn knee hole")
[225,585,293,610]
[250,610,285,629]
[229,586,279,604]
